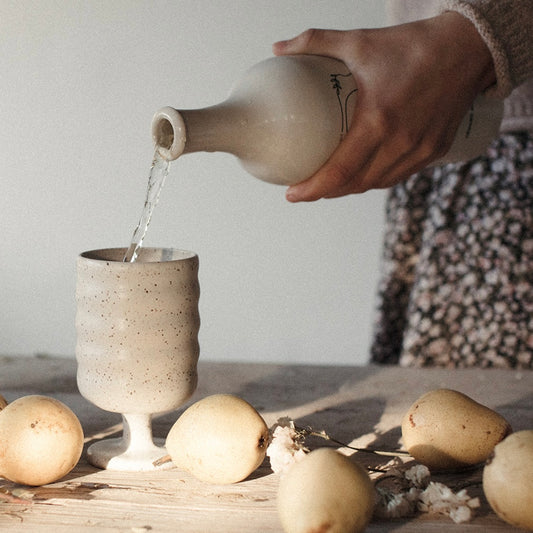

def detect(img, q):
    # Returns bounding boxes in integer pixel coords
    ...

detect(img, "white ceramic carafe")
[151,55,503,186]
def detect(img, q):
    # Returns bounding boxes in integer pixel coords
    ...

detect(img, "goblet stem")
[86,412,171,471]
[121,413,156,453]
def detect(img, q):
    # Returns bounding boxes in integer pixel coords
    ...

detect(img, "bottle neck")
[182,102,246,156]
[151,102,244,161]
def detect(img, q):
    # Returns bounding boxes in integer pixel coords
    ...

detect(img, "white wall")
[1,1,387,365]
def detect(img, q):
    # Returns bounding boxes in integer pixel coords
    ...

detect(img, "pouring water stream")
[123,151,170,262]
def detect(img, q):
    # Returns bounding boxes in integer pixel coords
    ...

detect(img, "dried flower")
[404,464,430,489]
[418,482,480,524]
[374,465,479,523]
[375,486,420,519]
[267,416,479,525]
[266,418,307,475]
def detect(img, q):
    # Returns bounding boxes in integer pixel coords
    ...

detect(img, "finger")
[367,116,457,190]
[286,125,381,202]
[286,109,451,202]
[273,29,349,58]
[322,154,423,198]
[322,122,453,199]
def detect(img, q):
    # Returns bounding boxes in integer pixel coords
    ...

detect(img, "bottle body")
[152,55,357,185]
[434,92,503,167]
[152,54,503,186]
[225,55,357,185]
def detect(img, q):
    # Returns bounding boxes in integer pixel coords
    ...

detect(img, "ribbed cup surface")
[75,248,200,414]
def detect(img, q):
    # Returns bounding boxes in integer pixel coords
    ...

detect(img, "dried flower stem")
[295,426,410,458]
[152,454,172,467]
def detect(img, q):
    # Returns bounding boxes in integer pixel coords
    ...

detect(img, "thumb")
[273,29,347,57]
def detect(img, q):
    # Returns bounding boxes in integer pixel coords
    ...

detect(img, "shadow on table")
[0,355,78,394]
[288,396,391,449]
[496,392,533,431]
[233,363,381,412]
[152,365,391,459]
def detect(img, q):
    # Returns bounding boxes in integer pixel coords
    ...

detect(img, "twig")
[295,426,411,458]
[152,454,172,467]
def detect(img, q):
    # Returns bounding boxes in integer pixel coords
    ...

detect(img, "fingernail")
[272,40,288,54]
[286,188,299,202]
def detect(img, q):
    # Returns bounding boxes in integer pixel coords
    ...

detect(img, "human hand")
[273,12,495,202]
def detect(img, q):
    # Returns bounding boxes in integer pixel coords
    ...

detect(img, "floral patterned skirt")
[371,132,533,368]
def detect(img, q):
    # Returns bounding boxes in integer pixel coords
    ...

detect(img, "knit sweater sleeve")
[443,0,533,98]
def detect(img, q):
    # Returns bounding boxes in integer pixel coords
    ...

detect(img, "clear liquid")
[123,151,170,262]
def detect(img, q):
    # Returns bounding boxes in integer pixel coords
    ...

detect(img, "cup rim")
[79,247,197,264]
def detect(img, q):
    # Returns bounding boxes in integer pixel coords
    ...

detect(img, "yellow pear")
[0,395,84,485]
[402,389,511,470]
[166,394,269,484]
[277,448,374,533]
[483,430,533,530]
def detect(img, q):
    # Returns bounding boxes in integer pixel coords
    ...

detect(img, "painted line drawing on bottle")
[330,73,358,138]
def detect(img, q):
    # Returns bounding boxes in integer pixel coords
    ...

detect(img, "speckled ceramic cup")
[76,247,200,470]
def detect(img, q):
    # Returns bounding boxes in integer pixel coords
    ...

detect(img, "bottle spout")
[151,107,187,161]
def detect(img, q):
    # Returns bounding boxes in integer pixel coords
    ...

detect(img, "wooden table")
[0,355,531,532]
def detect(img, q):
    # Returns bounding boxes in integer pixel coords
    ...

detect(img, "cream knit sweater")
[387,0,533,132]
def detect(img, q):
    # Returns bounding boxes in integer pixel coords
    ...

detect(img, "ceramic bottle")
[151,55,503,186]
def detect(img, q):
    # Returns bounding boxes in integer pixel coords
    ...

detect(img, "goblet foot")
[86,413,172,471]
[87,437,171,471]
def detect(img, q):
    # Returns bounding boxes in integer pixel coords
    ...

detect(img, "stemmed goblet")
[75,247,200,470]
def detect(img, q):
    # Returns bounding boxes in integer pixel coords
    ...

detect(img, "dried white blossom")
[418,482,480,524]
[404,464,430,489]
[375,464,479,523]
[267,417,307,475]
[375,486,421,519]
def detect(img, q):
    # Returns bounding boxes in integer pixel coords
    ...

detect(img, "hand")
[273,12,495,202]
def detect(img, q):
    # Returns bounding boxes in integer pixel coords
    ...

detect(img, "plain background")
[1,1,388,365]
